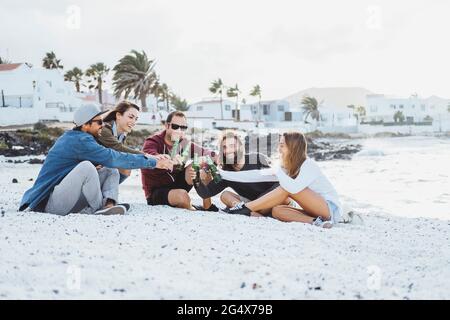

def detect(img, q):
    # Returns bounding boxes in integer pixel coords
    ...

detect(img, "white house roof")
[190,98,234,105]
[367,94,449,102]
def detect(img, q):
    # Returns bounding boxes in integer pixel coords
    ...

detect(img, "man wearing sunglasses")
[20,105,173,216]
[141,111,218,211]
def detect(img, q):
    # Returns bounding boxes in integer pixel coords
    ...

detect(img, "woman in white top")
[223,132,341,228]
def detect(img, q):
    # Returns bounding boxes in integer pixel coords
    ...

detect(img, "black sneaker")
[223,204,251,216]
[205,204,219,212]
[193,204,220,212]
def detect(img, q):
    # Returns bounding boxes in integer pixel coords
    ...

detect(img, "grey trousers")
[45,161,120,215]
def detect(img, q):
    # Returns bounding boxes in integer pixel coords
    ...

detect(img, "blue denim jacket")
[19,130,156,211]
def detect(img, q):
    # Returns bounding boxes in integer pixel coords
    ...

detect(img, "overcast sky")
[1,0,450,102]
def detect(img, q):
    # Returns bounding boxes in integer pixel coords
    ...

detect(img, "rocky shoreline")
[0,123,362,162]
[243,132,362,161]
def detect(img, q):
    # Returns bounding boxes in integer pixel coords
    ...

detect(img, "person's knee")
[178,190,191,207]
[98,167,120,184]
[109,168,120,179]
[78,160,96,171]
[220,191,231,203]
[171,190,191,208]
[77,161,97,177]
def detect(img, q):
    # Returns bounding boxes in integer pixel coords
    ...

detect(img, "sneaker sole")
[96,205,126,215]
[117,203,130,211]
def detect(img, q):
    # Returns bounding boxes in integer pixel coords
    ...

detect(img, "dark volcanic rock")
[28,158,45,164]
[308,140,362,161]
[0,129,57,157]
[245,133,362,161]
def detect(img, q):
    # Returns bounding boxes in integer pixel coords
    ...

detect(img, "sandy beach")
[0,136,449,299]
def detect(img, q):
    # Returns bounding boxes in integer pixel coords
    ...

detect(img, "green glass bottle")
[180,142,192,164]
[192,153,201,187]
[206,155,221,183]
[170,137,180,159]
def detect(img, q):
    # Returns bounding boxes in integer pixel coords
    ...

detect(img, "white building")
[0,63,96,126]
[184,98,259,130]
[187,98,237,120]
[365,94,450,124]
[284,87,373,110]
[316,105,357,127]
[284,103,357,128]
[245,100,290,122]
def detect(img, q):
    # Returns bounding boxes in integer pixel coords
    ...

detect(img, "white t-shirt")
[218,158,342,221]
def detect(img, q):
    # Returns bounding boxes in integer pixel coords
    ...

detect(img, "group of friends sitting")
[19,101,343,228]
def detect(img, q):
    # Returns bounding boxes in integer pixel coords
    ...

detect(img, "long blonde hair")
[218,130,245,171]
[282,132,308,178]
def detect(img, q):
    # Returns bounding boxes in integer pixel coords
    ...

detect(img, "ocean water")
[319,136,450,220]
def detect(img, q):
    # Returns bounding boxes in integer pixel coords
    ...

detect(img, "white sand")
[0,136,449,299]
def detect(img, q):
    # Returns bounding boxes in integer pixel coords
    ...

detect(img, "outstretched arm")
[218,168,278,183]
[78,135,157,169]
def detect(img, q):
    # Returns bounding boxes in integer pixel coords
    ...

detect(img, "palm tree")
[151,78,163,111]
[151,78,171,111]
[393,111,405,123]
[209,78,224,119]
[86,63,109,105]
[42,51,63,69]
[250,84,262,122]
[347,104,366,122]
[170,93,189,111]
[159,83,171,112]
[112,50,157,112]
[301,96,322,125]
[227,84,241,121]
[64,67,83,92]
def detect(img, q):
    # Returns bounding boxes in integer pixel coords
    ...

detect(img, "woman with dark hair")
[222,132,342,228]
[195,130,280,211]
[97,101,165,183]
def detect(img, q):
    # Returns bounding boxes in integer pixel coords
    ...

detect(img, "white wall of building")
[365,94,449,123]
[186,117,263,131]
[318,105,357,127]
[0,63,99,126]
[246,100,290,122]
[358,112,450,134]
[187,99,236,120]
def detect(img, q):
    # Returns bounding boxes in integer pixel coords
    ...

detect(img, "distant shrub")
[33,122,48,131]
[0,140,8,150]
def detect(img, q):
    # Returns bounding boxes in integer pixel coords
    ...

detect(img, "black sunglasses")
[170,123,188,131]
[90,119,104,126]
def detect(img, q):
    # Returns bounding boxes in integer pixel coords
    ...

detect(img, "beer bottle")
[206,155,222,183]
[192,153,201,187]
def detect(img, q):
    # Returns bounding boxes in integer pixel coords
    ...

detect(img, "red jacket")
[141,130,216,199]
